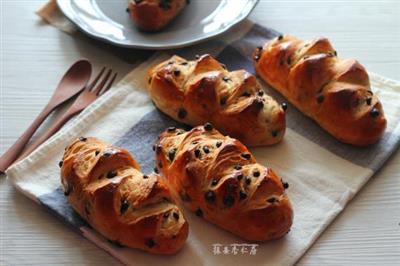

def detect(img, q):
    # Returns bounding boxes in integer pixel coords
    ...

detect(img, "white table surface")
[1,0,399,265]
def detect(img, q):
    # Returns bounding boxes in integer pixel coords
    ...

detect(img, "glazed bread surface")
[148,54,287,146]
[60,137,188,254]
[128,0,188,31]
[155,124,293,241]
[253,35,386,146]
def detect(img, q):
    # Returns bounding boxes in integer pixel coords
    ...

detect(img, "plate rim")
[56,0,260,50]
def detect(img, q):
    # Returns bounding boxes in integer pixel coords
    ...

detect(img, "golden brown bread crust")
[148,54,287,146]
[128,0,187,31]
[253,35,387,146]
[155,124,293,241]
[60,137,188,254]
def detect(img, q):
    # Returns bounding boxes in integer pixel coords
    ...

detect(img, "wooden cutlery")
[19,68,117,159]
[0,60,92,173]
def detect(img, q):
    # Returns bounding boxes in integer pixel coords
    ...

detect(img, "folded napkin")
[36,0,77,33]
[7,2,400,266]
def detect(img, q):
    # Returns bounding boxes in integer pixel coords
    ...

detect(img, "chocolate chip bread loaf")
[253,35,387,146]
[60,137,188,254]
[154,124,293,241]
[147,54,287,146]
[128,0,188,31]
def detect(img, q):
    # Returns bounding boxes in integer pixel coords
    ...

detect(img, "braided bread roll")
[128,0,188,31]
[154,124,293,241]
[60,137,188,254]
[253,35,386,146]
[148,54,286,146]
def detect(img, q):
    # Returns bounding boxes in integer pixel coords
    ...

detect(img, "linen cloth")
[7,1,400,265]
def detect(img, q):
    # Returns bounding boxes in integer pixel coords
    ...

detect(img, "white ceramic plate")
[56,0,259,50]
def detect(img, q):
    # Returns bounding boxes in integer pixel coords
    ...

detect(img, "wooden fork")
[19,68,118,159]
